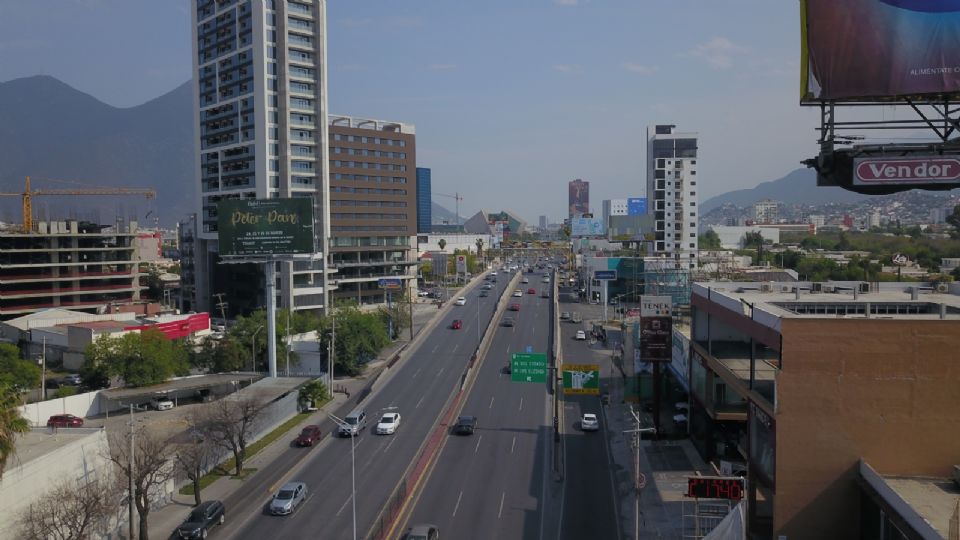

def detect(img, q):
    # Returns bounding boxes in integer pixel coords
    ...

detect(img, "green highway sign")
[511,352,547,383]
[562,364,600,395]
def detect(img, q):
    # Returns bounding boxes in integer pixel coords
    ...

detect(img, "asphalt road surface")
[219,277,508,539]
[405,271,555,539]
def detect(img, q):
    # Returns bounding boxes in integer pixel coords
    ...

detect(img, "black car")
[502,317,515,327]
[177,500,225,539]
[479,290,489,297]
[453,415,477,435]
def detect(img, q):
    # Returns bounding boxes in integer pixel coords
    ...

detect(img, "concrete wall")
[19,390,107,427]
[774,318,960,539]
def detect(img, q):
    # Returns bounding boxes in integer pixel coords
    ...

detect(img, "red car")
[509,303,521,311]
[47,414,83,428]
[295,425,323,446]
[527,288,536,294]
[451,319,463,329]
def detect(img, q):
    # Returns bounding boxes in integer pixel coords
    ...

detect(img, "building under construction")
[0,220,143,319]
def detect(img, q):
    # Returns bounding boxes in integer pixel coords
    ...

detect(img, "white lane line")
[384,435,397,453]
[413,367,422,378]
[452,490,464,517]
[415,395,425,409]
[432,344,439,353]
[519,397,523,412]
[511,436,516,454]
[336,492,352,516]
[498,491,506,519]
[474,434,483,454]
[436,366,445,377]
[489,396,495,409]
[452,343,459,353]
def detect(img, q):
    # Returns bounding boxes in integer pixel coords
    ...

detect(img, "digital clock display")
[685,477,744,500]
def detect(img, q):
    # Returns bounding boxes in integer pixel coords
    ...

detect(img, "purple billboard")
[801,0,960,102]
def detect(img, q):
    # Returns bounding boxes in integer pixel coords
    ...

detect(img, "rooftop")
[13,427,103,467]
[884,476,960,539]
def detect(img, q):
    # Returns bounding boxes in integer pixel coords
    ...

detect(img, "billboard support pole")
[266,262,278,378]
[603,280,609,322]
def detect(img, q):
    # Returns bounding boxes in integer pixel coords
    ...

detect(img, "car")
[575,330,587,340]
[527,288,536,294]
[542,277,550,284]
[521,277,529,284]
[512,290,523,297]
[454,297,467,306]
[150,396,174,411]
[509,303,520,311]
[176,499,225,539]
[482,283,493,290]
[62,374,82,386]
[560,311,571,320]
[502,364,512,374]
[541,290,550,298]
[47,414,83,428]
[417,290,430,297]
[490,271,498,277]
[376,412,401,435]
[453,415,477,435]
[403,523,440,540]
[269,482,307,515]
[502,317,515,327]
[581,413,599,431]
[479,290,489,297]
[338,409,367,437]
[451,319,463,329]
[572,312,583,323]
[295,425,323,447]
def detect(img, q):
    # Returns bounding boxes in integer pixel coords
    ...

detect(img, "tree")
[203,396,264,476]
[0,343,41,391]
[190,337,247,373]
[143,266,164,301]
[947,205,960,238]
[84,329,190,387]
[17,472,121,540]
[699,229,721,250]
[174,413,217,507]
[105,426,175,540]
[316,305,390,376]
[298,379,329,410]
[475,238,484,259]
[0,383,29,478]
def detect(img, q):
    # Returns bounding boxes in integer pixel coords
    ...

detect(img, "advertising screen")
[801,0,960,102]
[627,198,647,216]
[568,180,590,217]
[217,198,314,256]
[570,217,605,237]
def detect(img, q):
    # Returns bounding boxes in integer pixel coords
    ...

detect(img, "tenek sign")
[854,157,960,185]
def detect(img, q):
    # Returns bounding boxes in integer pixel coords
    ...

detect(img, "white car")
[417,290,430,297]
[376,412,401,435]
[454,297,467,306]
[150,397,174,411]
[581,413,599,431]
[575,330,587,340]
[521,278,529,284]
[512,290,523,297]
[542,277,550,284]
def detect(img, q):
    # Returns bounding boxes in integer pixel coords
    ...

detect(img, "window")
[689,202,695,206]
[689,243,695,248]
[689,212,695,217]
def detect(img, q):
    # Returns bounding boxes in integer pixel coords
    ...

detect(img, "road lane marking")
[436,366,445,377]
[384,435,398,453]
[432,344,439,353]
[489,396,495,409]
[452,343,459,353]
[518,397,523,412]
[415,395,425,409]
[511,436,516,454]
[413,367,422,378]
[474,435,482,454]
[498,491,506,519]
[336,492,352,516]
[452,490,463,517]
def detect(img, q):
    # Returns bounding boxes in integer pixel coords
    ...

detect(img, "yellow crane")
[0,176,156,232]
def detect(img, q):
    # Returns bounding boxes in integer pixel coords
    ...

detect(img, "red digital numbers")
[686,477,744,500]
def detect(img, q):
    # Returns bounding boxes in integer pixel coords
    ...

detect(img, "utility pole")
[408,285,414,341]
[624,407,657,540]
[40,337,46,401]
[212,293,229,327]
[329,309,336,392]
[285,309,290,376]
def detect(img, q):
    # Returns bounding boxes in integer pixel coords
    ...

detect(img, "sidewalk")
[150,301,447,538]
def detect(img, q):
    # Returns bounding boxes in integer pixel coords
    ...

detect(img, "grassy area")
[178,396,331,496]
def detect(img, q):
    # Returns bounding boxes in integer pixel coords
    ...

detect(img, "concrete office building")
[191,0,332,315]
[753,199,779,224]
[328,115,418,305]
[416,167,431,234]
[687,281,960,539]
[646,125,699,269]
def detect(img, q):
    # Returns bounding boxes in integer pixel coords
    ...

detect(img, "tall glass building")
[416,167,431,233]
[190,0,332,315]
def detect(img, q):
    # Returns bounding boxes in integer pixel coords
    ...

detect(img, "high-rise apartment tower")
[191,0,331,315]
[646,125,699,269]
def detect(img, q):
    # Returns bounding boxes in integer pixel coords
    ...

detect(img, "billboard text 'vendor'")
[217,198,315,256]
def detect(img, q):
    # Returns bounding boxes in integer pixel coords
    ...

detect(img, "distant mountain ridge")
[701,168,870,212]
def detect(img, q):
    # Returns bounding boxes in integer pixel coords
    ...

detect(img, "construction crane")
[434,192,463,226]
[0,176,156,233]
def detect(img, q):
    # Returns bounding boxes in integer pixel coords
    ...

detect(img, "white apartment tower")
[191,0,331,315]
[754,199,780,224]
[646,125,699,269]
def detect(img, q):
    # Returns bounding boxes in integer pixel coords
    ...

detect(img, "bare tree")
[173,413,217,507]
[105,426,175,540]
[204,395,264,476]
[17,472,121,540]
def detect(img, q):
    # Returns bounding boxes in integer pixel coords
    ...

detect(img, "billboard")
[801,0,960,102]
[430,252,448,277]
[217,198,314,256]
[627,198,647,216]
[568,179,589,217]
[455,254,467,274]
[571,217,605,237]
[639,295,673,362]
[853,156,960,186]
[562,364,600,395]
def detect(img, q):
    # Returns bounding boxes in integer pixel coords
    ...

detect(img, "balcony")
[696,340,778,410]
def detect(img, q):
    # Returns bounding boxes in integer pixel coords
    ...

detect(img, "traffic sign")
[377,278,402,290]
[526,345,533,353]
[511,353,547,383]
[594,270,617,281]
[562,363,600,395]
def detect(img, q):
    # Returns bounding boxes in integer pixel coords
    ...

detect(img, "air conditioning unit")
[936,282,949,293]
[781,286,791,293]
[823,285,835,293]
[859,282,871,294]
[760,283,773,293]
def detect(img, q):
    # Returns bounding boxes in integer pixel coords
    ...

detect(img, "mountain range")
[3,75,934,229]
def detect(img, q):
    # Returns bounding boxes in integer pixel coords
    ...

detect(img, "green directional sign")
[511,352,547,383]
[562,364,600,395]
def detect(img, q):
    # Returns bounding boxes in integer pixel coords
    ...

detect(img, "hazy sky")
[0,0,820,223]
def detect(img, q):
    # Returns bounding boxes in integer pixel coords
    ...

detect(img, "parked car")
[417,290,430,297]
[581,413,599,431]
[403,524,440,540]
[176,499,225,539]
[376,412,401,435]
[150,396,174,411]
[521,277,529,284]
[575,330,587,340]
[560,312,571,320]
[47,414,83,428]
[451,319,463,329]
[527,288,536,295]
[571,312,583,323]
[541,290,550,298]
[479,290,489,297]
[62,374,82,386]
[482,283,493,290]
[269,482,307,515]
[453,415,477,435]
[295,425,323,447]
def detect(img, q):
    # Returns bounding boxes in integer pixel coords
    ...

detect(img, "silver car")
[270,482,307,515]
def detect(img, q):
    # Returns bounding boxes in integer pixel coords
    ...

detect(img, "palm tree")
[475,238,483,258]
[0,383,29,478]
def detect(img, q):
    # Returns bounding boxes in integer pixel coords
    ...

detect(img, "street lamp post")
[328,413,356,540]
[251,325,264,372]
